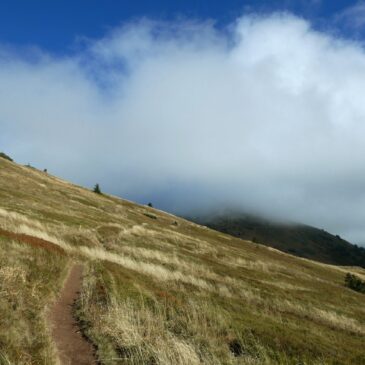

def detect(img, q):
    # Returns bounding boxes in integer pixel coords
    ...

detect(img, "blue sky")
[3,1,365,243]
[0,1,363,53]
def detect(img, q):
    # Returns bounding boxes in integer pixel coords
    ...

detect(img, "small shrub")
[229,339,245,357]
[345,273,365,294]
[148,202,153,208]
[0,152,13,162]
[93,184,102,194]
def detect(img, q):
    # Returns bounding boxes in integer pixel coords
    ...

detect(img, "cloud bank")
[1,13,365,243]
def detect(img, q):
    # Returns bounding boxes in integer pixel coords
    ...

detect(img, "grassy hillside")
[0,157,364,365]
[193,214,365,268]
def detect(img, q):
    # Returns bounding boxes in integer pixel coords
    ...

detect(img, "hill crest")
[0,157,364,365]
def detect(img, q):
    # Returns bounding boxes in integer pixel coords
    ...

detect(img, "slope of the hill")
[0,157,364,365]
[192,214,365,268]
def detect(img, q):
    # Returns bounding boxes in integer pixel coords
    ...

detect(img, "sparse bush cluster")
[345,273,365,294]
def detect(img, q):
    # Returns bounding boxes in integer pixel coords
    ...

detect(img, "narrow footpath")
[48,264,96,365]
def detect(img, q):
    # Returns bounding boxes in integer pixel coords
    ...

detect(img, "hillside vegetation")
[193,214,365,268]
[0,158,364,365]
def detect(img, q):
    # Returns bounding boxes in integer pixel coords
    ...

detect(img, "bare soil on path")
[48,264,96,365]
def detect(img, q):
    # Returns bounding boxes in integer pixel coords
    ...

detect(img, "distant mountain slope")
[193,214,365,268]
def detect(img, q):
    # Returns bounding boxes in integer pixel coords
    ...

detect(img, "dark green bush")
[0,152,13,162]
[93,183,102,194]
[345,273,365,294]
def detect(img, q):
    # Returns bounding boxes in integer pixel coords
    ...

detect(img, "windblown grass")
[0,236,68,365]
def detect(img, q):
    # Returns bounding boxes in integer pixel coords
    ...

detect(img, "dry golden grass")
[272,299,365,335]
[0,237,68,365]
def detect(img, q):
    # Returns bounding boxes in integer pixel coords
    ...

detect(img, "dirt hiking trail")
[48,264,96,365]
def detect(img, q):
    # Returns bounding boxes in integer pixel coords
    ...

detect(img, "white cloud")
[2,13,365,244]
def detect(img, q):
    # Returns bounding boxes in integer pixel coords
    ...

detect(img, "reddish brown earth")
[0,228,65,255]
[48,264,96,365]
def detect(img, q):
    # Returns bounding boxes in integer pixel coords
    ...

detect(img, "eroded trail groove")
[48,264,96,365]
